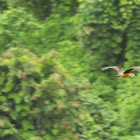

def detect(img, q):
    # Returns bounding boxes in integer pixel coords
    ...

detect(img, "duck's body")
[117,73,135,78]
[102,66,140,78]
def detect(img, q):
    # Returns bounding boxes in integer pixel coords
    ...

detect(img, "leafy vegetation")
[0,0,140,139]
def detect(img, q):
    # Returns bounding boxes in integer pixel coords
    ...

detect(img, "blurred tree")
[0,8,43,53]
[0,48,120,140]
[74,0,126,69]
[0,0,8,12]
[117,76,140,136]
[0,48,90,139]
[5,0,79,19]
[0,0,140,139]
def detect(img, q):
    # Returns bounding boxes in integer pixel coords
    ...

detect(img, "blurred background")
[0,0,140,140]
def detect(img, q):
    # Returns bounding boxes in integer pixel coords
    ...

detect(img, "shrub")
[0,48,85,140]
[0,8,42,54]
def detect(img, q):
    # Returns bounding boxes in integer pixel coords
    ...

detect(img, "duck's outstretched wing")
[124,67,140,73]
[102,66,124,74]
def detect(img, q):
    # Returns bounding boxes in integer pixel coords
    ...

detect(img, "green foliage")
[73,0,140,71]
[78,81,118,140]
[0,8,75,55]
[1,0,140,139]
[0,0,8,12]
[0,8,44,54]
[117,76,140,135]
[7,0,79,19]
[73,0,125,69]
[0,48,118,140]
[0,48,88,139]
[41,14,75,50]
[75,0,140,138]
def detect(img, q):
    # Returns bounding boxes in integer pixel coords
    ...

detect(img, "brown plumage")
[102,66,140,78]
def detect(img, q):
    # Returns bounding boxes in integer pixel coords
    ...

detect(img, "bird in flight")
[102,66,140,78]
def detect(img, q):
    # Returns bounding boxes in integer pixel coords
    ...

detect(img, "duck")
[102,66,140,78]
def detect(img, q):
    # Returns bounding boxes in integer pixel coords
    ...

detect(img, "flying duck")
[102,66,140,78]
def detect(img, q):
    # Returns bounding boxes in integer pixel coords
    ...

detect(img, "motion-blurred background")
[0,0,140,140]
